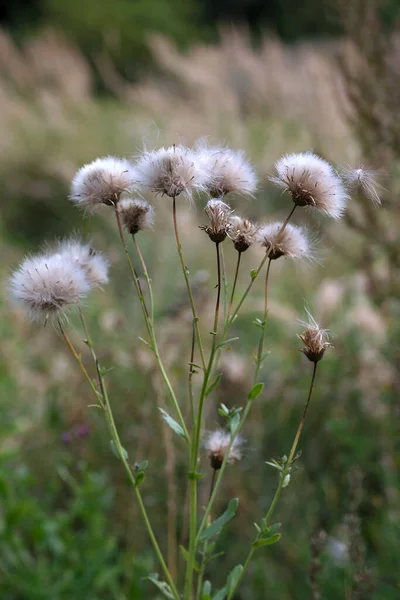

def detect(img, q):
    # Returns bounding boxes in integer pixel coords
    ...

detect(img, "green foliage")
[0,455,151,599]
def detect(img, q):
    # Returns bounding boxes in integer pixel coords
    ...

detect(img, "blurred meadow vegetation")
[1,0,400,598]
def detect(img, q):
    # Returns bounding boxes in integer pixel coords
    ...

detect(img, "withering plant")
[9,142,381,599]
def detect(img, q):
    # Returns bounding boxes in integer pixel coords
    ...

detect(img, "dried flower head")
[200,199,233,243]
[70,157,137,210]
[117,198,155,234]
[9,253,92,322]
[257,222,311,260]
[229,215,259,252]
[57,239,109,287]
[341,165,382,206]
[134,145,206,200]
[270,152,348,219]
[204,430,243,470]
[298,311,332,362]
[195,142,258,197]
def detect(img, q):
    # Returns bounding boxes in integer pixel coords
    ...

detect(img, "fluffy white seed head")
[341,165,382,206]
[117,198,155,234]
[204,430,243,470]
[200,199,233,243]
[70,157,137,210]
[195,143,258,197]
[56,239,109,287]
[9,253,91,322]
[257,222,311,260]
[229,215,259,252]
[298,309,332,363]
[270,152,348,219]
[134,145,207,200]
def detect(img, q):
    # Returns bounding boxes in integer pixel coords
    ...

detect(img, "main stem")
[172,196,206,371]
[184,242,222,600]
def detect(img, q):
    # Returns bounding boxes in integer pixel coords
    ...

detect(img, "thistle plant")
[9,143,382,599]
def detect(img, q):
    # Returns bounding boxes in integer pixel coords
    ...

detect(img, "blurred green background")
[1,0,400,598]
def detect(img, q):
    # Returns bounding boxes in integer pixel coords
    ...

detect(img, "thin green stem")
[60,316,179,600]
[57,319,102,406]
[172,196,206,371]
[227,361,319,599]
[184,474,198,600]
[227,548,256,600]
[114,204,150,325]
[254,258,272,382]
[185,242,222,599]
[208,205,297,385]
[132,234,155,323]
[114,208,189,442]
[196,214,297,545]
[228,250,242,319]
[195,397,253,544]
[220,243,228,325]
[195,540,208,600]
[287,361,318,467]
[189,319,196,427]
[209,468,217,501]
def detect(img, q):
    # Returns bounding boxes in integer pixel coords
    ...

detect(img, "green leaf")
[135,471,145,487]
[199,498,239,542]
[179,546,200,571]
[227,564,243,596]
[248,382,264,400]
[145,573,175,599]
[206,373,223,396]
[158,408,185,438]
[202,580,212,600]
[228,413,241,434]
[264,523,281,537]
[250,269,258,280]
[204,551,225,565]
[136,460,149,471]
[212,587,227,600]
[188,471,204,480]
[110,440,128,460]
[189,362,203,371]
[217,337,239,349]
[253,533,281,548]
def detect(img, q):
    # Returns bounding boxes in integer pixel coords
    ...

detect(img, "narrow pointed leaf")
[199,498,239,542]
[145,574,174,599]
[202,580,212,600]
[227,565,243,596]
[253,533,281,548]
[217,337,239,349]
[212,587,227,600]
[248,382,264,400]
[206,373,223,396]
[110,440,128,460]
[158,408,185,438]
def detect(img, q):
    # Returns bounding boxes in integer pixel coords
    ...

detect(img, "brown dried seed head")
[200,199,233,243]
[229,216,259,252]
[298,312,332,362]
[204,430,243,470]
[118,198,155,234]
